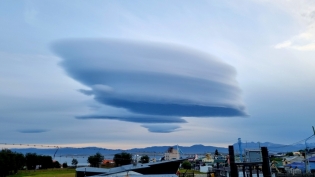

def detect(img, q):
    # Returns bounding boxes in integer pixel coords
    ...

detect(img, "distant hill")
[232,142,314,154]
[128,144,229,155]
[10,144,228,157]
[9,142,313,157]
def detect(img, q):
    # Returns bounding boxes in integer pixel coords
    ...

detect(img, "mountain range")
[9,142,314,158]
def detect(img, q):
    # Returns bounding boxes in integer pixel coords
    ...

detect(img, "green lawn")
[8,168,75,177]
[179,169,205,174]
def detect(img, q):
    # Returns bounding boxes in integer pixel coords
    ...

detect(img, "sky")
[1,0,315,150]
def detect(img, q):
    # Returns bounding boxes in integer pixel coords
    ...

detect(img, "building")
[308,156,315,172]
[199,153,214,173]
[245,149,262,162]
[102,159,114,164]
[201,153,214,163]
[164,147,180,160]
[282,156,305,166]
[76,159,184,177]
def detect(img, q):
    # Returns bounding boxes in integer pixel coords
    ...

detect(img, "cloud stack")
[52,39,245,133]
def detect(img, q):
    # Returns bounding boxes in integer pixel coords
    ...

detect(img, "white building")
[164,147,180,160]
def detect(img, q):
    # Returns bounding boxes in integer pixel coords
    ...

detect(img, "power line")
[267,135,315,149]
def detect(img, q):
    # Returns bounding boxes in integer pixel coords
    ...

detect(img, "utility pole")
[305,126,315,174]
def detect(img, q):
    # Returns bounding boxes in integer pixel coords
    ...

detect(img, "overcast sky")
[1,0,315,150]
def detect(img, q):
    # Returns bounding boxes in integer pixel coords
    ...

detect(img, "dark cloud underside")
[76,115,187,123]
[141,124,181,133]
[93,99,245,117]
[18,129,48,133]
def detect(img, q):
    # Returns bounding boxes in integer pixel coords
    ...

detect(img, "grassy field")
[179,169,205,174]
[8,168,75,177]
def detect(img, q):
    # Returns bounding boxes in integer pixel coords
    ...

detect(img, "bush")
[88,153,104,167]
[140,155,150,163]
[72,158,78,167]
[53,161,60,168]
[181,160,192,170]
[113,152,132,166]
[62,162,68,168]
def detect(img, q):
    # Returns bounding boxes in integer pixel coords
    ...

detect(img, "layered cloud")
[76,114,186,124]
[52,39,245,132]
[18,129,48,133]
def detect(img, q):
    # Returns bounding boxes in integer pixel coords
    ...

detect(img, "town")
[1,140,315,177]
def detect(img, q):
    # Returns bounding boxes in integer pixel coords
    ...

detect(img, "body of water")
[54,155,163,167]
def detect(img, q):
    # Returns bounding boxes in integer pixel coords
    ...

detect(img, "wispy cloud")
[274,32,315,51]
[52,39,246,132]
[272,1,315,51]
[274,40,292,49]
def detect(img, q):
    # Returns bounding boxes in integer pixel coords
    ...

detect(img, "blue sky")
[1,0,315,149]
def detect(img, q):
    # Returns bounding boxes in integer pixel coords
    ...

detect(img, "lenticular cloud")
[52,39,246,132]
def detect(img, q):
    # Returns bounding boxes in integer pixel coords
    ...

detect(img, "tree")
[0,149,25,176]
[62,162,68,168]
[13,152,25,173]
[72,158,78,167]
[181,160,192,170]
[140,155,149,163]
[0,149,12,177]
[286,152,294,156]
[87,152,104,167]
[53,161,60,168]
[113,152,132,166]
[214,149,219,156]
[37,155,53,169]
[25,153,38,170]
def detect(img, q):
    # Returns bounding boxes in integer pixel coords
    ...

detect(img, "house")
[199,153,214,173]
[202,153,214,163]
[284,162,305,173]
[293,152,301,156]
[101,159,115,168]
[282,156,305,166]
[187,154,198,162]
[102,159,114,164]
[308,156,315,172]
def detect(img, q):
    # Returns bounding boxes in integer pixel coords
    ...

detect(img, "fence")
[178,172,215,177]
[276,174,315,177]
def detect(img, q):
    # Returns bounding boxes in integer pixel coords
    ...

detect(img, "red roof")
[102,159,114,164]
